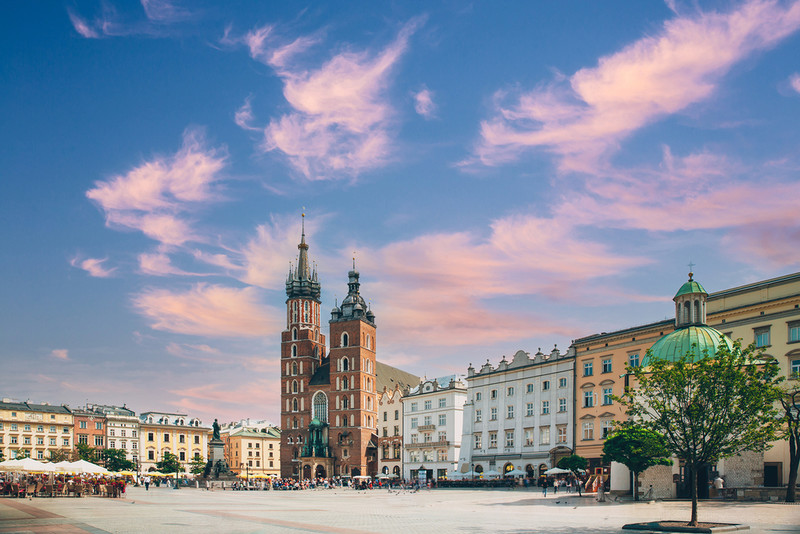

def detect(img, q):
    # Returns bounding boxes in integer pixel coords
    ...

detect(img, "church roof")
[309,357,330,386]
[376,361,419,392]
[642,324,733,366]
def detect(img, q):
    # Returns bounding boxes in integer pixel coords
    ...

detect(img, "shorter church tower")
[328,263,378,477]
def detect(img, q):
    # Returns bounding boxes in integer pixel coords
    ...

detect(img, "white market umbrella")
[543,467,571,475]
[0,458,52,472]
[505,468,527,476]
[484,469,502,478]
[63,460,109,474]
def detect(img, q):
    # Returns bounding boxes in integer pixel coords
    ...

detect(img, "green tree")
[156,451,181,474]
[602,424,672,501]
[74,443,97,462]
[189,454,206,475]
[101,448,135,472]
[779,383,800,502]
[619,340,784,526]
[557,454,587,476]
[48,448,72,463]
[15,449,30,460]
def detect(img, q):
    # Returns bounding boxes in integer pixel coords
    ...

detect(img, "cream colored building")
[224,426,281,477]
[572,271,800,494]
[139,411,209,474]
[0,400,74,461]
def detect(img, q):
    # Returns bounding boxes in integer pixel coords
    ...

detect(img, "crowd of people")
[0,473,128,498]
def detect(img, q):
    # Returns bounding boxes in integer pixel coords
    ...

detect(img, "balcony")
[404,440,450,450]
[418,425,436,431]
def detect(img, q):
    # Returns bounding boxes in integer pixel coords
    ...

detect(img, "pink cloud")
[169,379,282,422]
[86,128,226,246]
[138,251,204,276]
[140,0,191,23]
[473,0,800,172]
[234,96,259,131]
[50,349,70,361]
[70,256,116,278]
[242,18,424,179]
[790,73,800,94]
[132,283,281,337]
[413,87,436,119]
[355,213,649,347]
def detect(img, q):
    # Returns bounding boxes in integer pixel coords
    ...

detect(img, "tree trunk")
[690,465,698,526]
[634,472,639,501]
[787,434,798,503]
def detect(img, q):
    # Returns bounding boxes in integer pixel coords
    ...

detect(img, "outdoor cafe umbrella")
[0,458,54,472]
[543,467,572,475]
[504,468,527,477]
[63,460,109,474]
[484,469,502,478]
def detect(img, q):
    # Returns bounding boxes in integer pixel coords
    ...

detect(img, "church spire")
[285,212,321,302]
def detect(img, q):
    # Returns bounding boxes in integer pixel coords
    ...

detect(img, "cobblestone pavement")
[1,486,798,533]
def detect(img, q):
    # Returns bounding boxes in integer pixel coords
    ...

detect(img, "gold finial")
[688,261,695,280]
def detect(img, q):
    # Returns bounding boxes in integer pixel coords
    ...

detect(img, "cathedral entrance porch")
[300,458,333,480]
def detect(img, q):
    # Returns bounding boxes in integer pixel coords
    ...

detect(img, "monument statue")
[212,418,221,441]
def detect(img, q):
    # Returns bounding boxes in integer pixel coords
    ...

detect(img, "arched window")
[342,358,350,372]
[292,301,298,323]
[341,332,349,347]
[342,377,349,390]
[291,362,298,376]
[304,301,309,323]
[683,302,690,324]
[292,380,299,393]
[694,300,700,323]
[313,392,328,423]
[291,345,297,358]
[366,334,371,350]
[292,398,298,412]
[342,396,349,409]
[292,328,297,340]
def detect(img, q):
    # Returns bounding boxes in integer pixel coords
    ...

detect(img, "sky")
[2,0,800,426]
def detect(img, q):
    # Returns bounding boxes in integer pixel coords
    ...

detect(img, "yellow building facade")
[0,400,74,461]
[138,411,210,474]
[572,271,800,489]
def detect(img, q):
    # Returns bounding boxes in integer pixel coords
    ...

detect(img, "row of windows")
[473,427,568,449]
[583,388,614,408]
[753,322,800,347]
[410,431,447,443]
[0,424,70,433]
[145,432,201,444]
[4,412,60,421]
[474,378,569,402]
[407,398,448,412]
[0,436,71,447]
[582,420,615,440]
[78,421,104,430]
[474,398,568,422]
[409,414,447,428]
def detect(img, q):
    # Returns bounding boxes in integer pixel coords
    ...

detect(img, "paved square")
[1,487,798,533]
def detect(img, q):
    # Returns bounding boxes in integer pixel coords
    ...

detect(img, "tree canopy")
[156,451,181,474]
[101,448,135,472]
[602,424,672,500]
[189,454,206,475]
[619,339,784,525]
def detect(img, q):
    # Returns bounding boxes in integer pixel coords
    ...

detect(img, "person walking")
[144,475,151,491]
[542,478,548,497]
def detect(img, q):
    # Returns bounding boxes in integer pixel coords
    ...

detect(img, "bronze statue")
[212,418,221,441]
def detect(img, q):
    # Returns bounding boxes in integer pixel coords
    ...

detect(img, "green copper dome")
[642,325,733,366]
[674,278,707,298]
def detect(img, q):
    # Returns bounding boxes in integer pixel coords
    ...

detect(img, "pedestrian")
[144,475,150,491]
[542,478,548,497]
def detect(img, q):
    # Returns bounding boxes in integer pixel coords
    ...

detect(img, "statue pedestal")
[209,438,225,464]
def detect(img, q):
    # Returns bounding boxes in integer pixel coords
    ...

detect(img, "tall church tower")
[280,216,326,477]
[328,262,378,477]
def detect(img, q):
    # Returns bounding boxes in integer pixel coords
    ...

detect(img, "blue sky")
[2,0,799,424]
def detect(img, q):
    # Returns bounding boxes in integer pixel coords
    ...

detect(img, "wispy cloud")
[67,9,100,38]
[790,72,800,93]
[140,0,191,23]
[413,87,436,119]
[132,283,281,337]
[234,96,259,131]
[472,0,800,172]
[235,18,424,179]
[70,256,116,278]
[86,128,227,246]
[50,349,70,361]
[138,251,204,276]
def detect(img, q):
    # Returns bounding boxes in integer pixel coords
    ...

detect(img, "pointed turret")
[286,214,321,302]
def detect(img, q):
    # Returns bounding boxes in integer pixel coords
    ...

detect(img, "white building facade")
[402,377,467,481]
[459,347,575,479]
